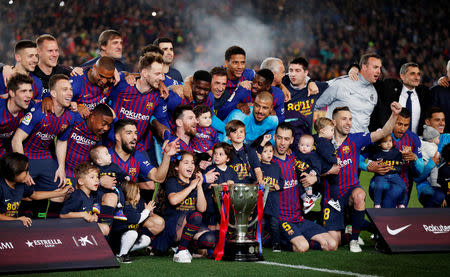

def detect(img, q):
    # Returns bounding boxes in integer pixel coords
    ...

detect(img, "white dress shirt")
[398,86,420,133]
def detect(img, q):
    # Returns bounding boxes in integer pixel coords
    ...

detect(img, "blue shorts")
[29,158,59,191]
[322,186,360,231]
[280,219,327,242]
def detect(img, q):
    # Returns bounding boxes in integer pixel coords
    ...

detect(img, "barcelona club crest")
[146,102,153,110]
[60,124,68,132]
[342,146,351,154]
[129,167,137,177]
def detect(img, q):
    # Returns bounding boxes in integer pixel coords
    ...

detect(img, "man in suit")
[431,60,450,133]
[369,62,430,134]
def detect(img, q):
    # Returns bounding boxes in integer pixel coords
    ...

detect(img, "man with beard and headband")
[153,37,183,84]
[70,56,116,118]
[97,119,179,237]
[321,102,402,253]
[315,53,382,133]
[11,74,78,218]
[0,40,43,100]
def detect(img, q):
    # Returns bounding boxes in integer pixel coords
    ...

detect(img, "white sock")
[119,230,138,256]
[130,235,151,252]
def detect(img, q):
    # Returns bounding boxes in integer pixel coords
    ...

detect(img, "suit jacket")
[369,78,430,134]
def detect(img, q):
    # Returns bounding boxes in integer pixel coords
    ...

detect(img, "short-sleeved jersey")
[59,115,100,177]
[112,200,146,232]
[167,67,183,84]
[97,162,128,184]
[205,164,239,185]
[191,126,219,153]
[33,64,71,92]
[294,151,322,176]
[283,77,329,134]
[0,98,33,157]
[225,68,255,94]
[229,144,261,184]
[261,162,284,217]
[0,178,34,217]
[392,130,422,190]
[314,135,337,173]
[272,154,303,223]
[70,70,112,111]
[0,72,44,100]
[60,189,94,215]
[108,148,154,182]
[107,75,169,152]
[18,103,77,160]
[322,133,372,202]
[164,177,197,217]
[368,147,403,175]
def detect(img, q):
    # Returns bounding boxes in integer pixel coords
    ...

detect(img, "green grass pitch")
[11,172,450,277]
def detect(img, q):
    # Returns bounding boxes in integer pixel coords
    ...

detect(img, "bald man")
[224,91,278,143]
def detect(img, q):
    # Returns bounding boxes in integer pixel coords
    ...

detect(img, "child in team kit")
[90,145,129,220]
[368,134,406,208]
[225,120,264,185]
[152,151,216,263]
[294,134,322,213]
[60,162,99,223]
[110,181,156,263]
[259,136,284,252]
[191,105,219,155]
[313,117,341,211]
[203,142,238,229]
[0,152,72,226]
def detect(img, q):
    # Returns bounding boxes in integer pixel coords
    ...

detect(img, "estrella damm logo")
[128,168,137,177]
[286,99,314,115]
[281,222,294,236]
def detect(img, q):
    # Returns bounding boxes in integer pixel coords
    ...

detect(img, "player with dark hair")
[272,122,337,252]
[323,102,402,253]
[0,40,43,100]
[283,57,329,146]
[153,37,183,83]
[71,56,116,118]
[59,103,114,186]
[0,74,34,156]
[0,152,72,226]
[217,68,285,122]
[82,29,129,72]
[191,105,219,154]
[209,67,228,113]
[223,46,255,94]
[11,74,78,217]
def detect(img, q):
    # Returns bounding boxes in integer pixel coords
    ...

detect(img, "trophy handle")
[214,184,271,229]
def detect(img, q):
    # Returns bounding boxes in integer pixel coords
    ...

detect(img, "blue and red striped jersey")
[392,130,422,192]
[272,154,303,223]
[108,148,154,182]
[18,103,77,160]
[224,68,255,94]
[59,115,102,177]
[107,76,169,152]
[0,72,44,100]
[70,70,111,111]
[323,133,372,202]
[191,126,219,153]
[0,98,33,157]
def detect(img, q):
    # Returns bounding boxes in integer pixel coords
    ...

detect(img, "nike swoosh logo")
[4,199,10,202]
[386,224,411,235]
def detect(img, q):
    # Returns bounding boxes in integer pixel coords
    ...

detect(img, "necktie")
[405,90,413,130]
